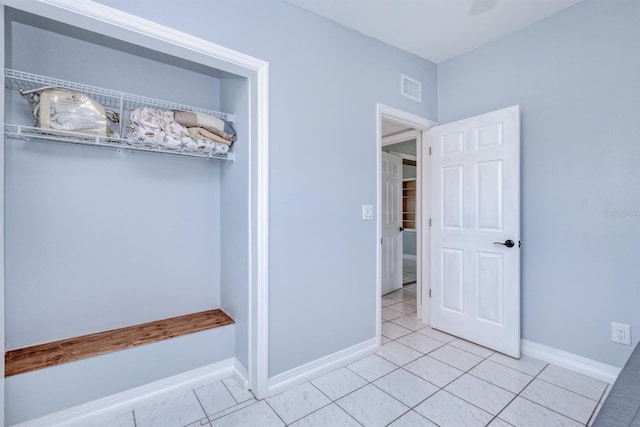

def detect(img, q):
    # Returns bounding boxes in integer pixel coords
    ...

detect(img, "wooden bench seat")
[5,309,234,377]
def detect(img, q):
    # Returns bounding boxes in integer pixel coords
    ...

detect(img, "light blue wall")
[219,76,252,370]
[438,0,640,367]
[403,230,416,257]
[5,17,222,110]
[95,0,438,376]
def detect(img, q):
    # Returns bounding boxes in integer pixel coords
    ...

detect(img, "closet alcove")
[2,4,264,424]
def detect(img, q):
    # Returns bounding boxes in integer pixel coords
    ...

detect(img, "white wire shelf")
[5,69,235,122]
[4,124,235,161]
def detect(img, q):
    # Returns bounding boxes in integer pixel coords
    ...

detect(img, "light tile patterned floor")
[85,284,610,426]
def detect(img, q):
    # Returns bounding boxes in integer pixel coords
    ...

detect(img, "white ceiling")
[285,0,584,63]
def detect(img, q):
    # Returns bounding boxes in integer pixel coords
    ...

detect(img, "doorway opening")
[382,130,419,292]
[376,104,435,345]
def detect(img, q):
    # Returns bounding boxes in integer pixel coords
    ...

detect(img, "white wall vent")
[401,74,422,103]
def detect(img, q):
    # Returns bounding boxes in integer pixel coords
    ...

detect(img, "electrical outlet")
[611,322,631,345]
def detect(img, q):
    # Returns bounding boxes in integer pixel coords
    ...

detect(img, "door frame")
[381,133,418,296]
[376,104,435,344]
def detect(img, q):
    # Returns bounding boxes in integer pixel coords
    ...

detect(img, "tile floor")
[84,284,610,426]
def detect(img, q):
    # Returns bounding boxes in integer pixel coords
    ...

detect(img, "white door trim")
[0,5,5,421]
[376,103,436,343]
[0,0,270,405]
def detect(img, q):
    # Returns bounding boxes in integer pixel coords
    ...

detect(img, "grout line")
[191,389,212,425]
[285,400,334,426]
[465,369,531,396]
[383,409,412,427]
[207,399,257,422]
[490,380,530,426]
[533,374,604,402]
[332,399,366,426]
[434,389,495,420]
[486,354,549,377]
[306,382,364,426]
[487,414,517,427]
[422,347,485,373]
[517,394,590,425]
[598,384,609,402]
[263,399,288,426]
[220,378,239,405]
[586,402,601,427]
[331,374,405,426]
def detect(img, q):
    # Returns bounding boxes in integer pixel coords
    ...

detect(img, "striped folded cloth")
[187,127,232,146]
[173,110,236,142]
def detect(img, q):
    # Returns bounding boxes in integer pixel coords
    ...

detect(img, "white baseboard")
[402,254,417,260]
[16,359,239,427]
[233,358,250,390]
[267,337,378,396]
[521,339,621,384]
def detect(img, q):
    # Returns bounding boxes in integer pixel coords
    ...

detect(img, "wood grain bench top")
[5,309,234,377]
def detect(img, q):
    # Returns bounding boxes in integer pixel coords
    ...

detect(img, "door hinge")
[429,289,432,298]
[429,146,432,155]
[429,218,432,227]
[381,238,383,245]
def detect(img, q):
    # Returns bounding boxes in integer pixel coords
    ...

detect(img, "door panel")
[477,160,503,230]
[442,165,464,229]
[476,251,503,324]
[381,152,403,295]
[442,248,464,314]
[430,105,520,357]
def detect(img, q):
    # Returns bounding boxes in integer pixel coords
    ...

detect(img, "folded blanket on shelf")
[126,107,230,155]
[173,110,236,142]
[187,127,232,146]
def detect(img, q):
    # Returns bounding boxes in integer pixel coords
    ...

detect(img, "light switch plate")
[362,205,373,220]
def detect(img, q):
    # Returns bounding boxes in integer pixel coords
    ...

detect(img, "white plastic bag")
[24,87,110,136]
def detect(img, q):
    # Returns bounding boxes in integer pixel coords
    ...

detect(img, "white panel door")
[430,105,520,357]
[382,152,403,295]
